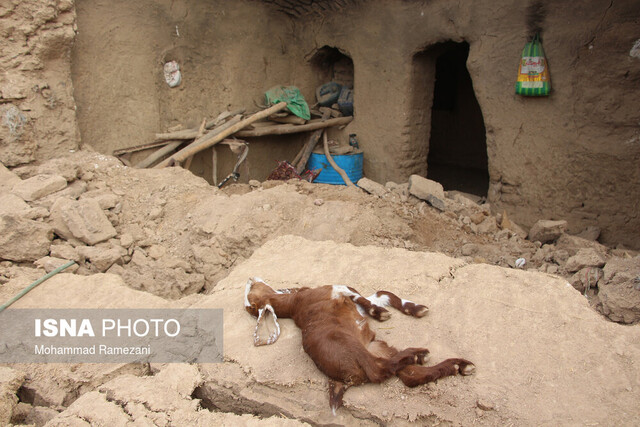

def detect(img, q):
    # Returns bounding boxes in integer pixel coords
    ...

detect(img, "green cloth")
[515,34,551,96]
[265,86,311,120]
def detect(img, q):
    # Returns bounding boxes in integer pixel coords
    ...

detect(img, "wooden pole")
[152,115,242,168]
[234,116,353,137]
[293,129,322,174]
[322,131,355,187]
[113,139,176,156]
[183,117,207,170]
[154,108,245,141]
[135,141,181,168]
[154,102,288,168]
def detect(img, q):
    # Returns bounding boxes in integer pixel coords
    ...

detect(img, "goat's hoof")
[414,305,429,317]
[369,306,391,321]
[460,363,475,376]
[415,349,430,364]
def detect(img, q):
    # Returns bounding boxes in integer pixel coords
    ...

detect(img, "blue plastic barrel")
[307,152,363,185]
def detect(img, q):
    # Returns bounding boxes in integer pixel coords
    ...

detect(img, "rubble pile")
[0,150,638,323]
[0,150,638,425]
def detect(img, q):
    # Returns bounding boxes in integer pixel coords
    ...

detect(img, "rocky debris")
[598,257,640,324]
[32,180,88,210]
[357,177,387,197]
[49,242,82,263]
[10,403,59,426]
[0,193,46,219]
[0,156,638,424]
[0,150,637,324]
[49,198,117,245]
[499,210,528,239]
[426,194,446,211]
[0,163,21,192]
[109,250,206,299]
[576,225,601,241]
[13,159,81,183]
[34,256,79,273]
[565,248,606,273]
[45,364,308,426]
[528,219,568,244]
[0,367,26,425]
[80,190,119,210]
[11,174,67,202]
[408,174,446,206]
[77,245,125,273]
[0,215,54,262]
[570,267,603,294]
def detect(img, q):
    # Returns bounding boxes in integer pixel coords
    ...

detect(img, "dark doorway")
[426,42,488,197]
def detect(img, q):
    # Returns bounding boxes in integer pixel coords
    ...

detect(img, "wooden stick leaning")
[139,115,242,168]
[113,139,177,157]
[234,116,353,137]
[154,108,245,141]
[153,114,243,168]
[322,131,355,187]
[154,102,288,168]
[292,129,322,171]
[292,110,331,174]
[183,117,208,170]
[135,141,182,168]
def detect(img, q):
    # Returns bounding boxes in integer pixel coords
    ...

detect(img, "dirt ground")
[0,150,639,426]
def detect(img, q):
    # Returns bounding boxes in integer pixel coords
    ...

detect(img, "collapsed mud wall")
[0,0,79,166]
[6,0,637,249]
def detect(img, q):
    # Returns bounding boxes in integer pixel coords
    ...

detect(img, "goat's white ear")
[253,304,281,346]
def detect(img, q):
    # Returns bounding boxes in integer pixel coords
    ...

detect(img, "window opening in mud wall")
[426,42,488,197]
[309,46,354,115]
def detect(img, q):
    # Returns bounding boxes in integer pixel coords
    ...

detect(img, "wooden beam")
[113,139,175,156]
[234,116,353,137]
[135,141,181,168]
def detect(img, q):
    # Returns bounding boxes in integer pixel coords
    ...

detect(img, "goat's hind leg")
[388,347,431,373]
[397,358,475,388]
[328,380,347,415]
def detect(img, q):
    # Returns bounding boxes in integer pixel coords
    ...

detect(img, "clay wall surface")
[71,0,311,182]
[278,0,640,248]
[0,0,79,166]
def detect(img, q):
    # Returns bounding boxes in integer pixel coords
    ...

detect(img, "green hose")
[0,260,77,313]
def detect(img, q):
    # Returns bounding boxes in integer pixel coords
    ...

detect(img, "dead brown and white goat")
[244,277,475,414]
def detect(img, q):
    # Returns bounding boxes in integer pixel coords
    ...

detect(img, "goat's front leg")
[396,358,475,387]
[367,290,429,318]
[346,288,429,320]
[331,285,391,321]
